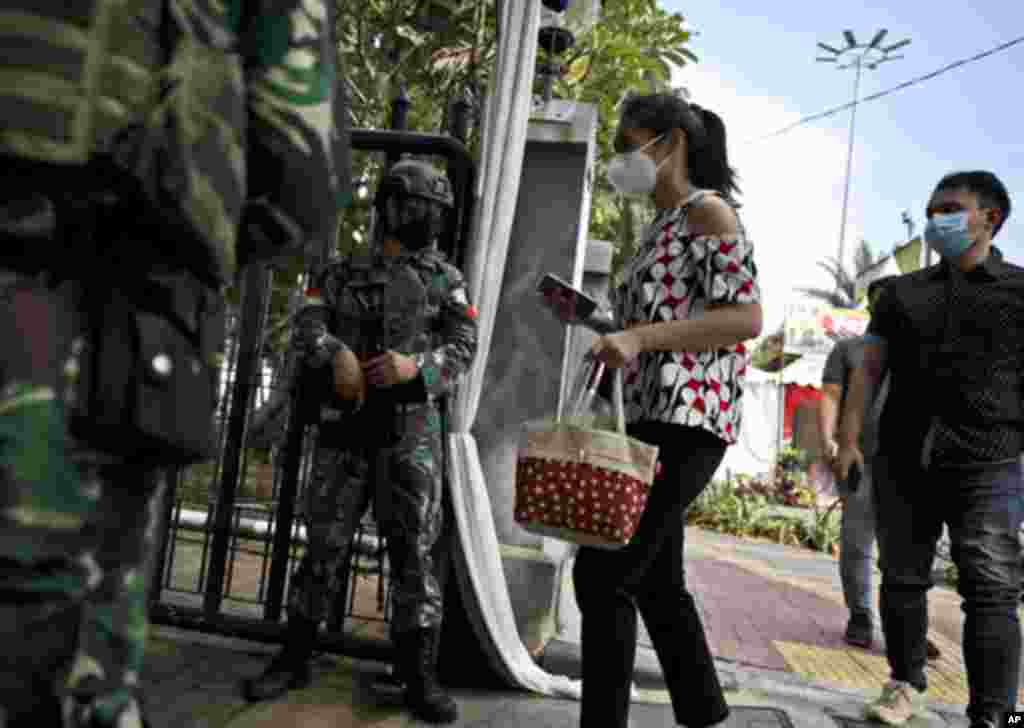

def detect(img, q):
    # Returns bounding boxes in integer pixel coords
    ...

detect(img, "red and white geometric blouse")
[613,190,761,444]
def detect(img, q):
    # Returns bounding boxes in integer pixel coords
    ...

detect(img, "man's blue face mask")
[924,211,973,261]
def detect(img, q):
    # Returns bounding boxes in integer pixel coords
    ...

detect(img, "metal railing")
[149,298,395,652]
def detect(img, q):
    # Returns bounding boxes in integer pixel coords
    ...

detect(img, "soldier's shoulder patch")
[303,288,325,306]
[450,286,478,320]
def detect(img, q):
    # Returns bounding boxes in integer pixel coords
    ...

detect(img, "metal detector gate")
[148,129,475,661]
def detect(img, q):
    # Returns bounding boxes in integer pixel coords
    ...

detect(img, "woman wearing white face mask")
[568,92,763,728]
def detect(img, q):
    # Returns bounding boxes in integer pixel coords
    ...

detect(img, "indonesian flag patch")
[304,287,324,306]
[453,287,478,320]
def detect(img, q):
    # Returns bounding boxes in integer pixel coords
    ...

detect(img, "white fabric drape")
[445,0,582,698]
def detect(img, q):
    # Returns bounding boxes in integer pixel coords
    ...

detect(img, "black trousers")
[873,455,1023,721]
[573,422,728,728]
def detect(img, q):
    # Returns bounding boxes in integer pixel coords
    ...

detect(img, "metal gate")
[148,127,476,660]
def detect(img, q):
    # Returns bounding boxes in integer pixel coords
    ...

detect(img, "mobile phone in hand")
[536,273,599,322]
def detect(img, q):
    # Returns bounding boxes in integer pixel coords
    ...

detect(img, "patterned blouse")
[613,190,761,444]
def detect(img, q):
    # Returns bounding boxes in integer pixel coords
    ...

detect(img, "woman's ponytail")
[617,92,740,200]
[685,105,740,200]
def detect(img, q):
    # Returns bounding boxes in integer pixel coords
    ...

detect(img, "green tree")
[244,1,699,383]
[236,0,498,372]
[549,0,697,283]
[795,239,878,309]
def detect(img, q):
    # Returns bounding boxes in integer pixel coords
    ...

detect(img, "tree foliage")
[549,0,697,283]
[242,0,699,368]
[795,240,878,309]
[753,240,877,372]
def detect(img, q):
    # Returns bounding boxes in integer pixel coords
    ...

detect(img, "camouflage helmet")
[375,159,454,211]
[373,159,453,251]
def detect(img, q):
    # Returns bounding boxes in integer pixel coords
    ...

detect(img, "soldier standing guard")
[242,159,478,724]
[0,2,349,726]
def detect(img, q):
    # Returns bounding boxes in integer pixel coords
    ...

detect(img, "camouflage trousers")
[288,405,448,635]
[0,462,165,728]
[0,270,165,727]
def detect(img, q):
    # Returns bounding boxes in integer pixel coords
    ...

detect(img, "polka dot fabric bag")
[514,357,659,549]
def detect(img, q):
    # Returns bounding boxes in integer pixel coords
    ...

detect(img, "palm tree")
[796,240,878,310]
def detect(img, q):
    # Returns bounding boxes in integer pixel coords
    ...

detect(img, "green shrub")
[688,475,841,555]
[944,562,958,588]
[176,462,217,507]
[688,480,769,536]
[750,516,803,547]
[795,500,842,554]
[172,448,276,507]
[727,447,817,509]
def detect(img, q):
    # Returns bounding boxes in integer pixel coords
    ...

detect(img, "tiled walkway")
[686,528,1023,706]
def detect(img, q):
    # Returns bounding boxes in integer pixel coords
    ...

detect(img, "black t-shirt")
[867,247,1024,466]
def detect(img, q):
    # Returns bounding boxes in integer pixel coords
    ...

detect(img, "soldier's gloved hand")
[363,351,419,388]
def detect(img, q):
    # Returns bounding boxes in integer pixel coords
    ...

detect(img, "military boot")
[62,678,153,728]
[241,616,318,702]
[396,627,458,724]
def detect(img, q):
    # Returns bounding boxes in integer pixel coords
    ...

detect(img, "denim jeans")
[873,455,1023,721]
[839,463,876,622]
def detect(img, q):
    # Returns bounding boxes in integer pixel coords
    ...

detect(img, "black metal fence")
[147,125,477,660]
[150,297,394,644]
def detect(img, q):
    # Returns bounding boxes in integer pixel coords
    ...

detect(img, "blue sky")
[660,0,1024,331]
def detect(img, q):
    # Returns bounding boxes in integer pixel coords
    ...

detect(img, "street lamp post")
[816,30,910,271]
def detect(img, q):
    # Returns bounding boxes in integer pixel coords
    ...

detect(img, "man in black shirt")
[836,171,1023,728]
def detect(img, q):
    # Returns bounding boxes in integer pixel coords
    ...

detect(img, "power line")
[743,34,1024,145]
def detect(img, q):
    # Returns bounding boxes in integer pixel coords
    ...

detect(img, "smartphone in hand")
[537,273,599,323]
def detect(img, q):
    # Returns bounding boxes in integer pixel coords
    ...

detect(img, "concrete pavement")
[135,525,1003,727]
[140,623,972,728]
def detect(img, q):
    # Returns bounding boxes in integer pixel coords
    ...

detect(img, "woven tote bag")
[514,357,659,549]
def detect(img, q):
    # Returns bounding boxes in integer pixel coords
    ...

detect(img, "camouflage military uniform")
[243,161,477,724]
[0,1,349,726]
[288,247,478,632]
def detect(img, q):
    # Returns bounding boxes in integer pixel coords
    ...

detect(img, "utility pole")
[816,30,910,280]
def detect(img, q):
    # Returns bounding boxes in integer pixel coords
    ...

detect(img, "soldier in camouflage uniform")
[242,159,478,724]
[0,2,349,726]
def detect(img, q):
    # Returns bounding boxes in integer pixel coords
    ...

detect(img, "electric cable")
[743,34,1024,145]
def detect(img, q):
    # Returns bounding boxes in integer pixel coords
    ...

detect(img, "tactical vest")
[299,252,449,447]
[333,256,440,359]
[0,1,329,285]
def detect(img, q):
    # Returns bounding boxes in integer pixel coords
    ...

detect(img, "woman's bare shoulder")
[686,194,739,237]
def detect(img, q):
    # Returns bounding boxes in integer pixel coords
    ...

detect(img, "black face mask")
[381,195,444,251]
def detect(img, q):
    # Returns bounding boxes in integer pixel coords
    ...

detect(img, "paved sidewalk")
[130,524,1019,727]
[140,624,971,728]
[684,528,1024,708]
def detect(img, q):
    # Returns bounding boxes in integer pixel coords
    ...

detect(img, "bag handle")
[558,356,598,424]
[610,367,626,434]
[560,355,627,434]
